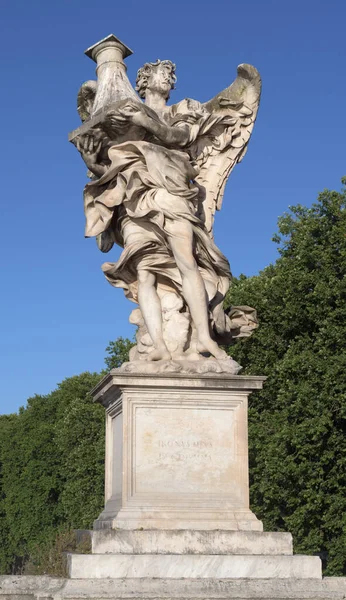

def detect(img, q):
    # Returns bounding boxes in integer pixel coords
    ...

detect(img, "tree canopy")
[226,180,346,575]
[0,372,104,574]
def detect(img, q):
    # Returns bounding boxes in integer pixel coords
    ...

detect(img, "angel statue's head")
[136,59,176,101]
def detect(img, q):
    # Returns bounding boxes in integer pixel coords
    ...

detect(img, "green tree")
[54,389,105,529]
[104,336,135,370]
[0,414,18,573]
[0,372,102,573]
[227,180,346,575]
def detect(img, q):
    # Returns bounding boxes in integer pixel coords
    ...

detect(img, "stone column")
[84,34,138,113]
[92,371,265,532]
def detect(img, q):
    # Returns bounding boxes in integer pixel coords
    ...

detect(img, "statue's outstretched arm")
[134,111,190,146]
[109,100,190,147]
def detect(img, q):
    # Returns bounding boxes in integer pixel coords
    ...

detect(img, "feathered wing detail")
[77,80,97,122]
[190,64,261,236]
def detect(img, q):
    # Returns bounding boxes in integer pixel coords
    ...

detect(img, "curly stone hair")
[135,59,177,99]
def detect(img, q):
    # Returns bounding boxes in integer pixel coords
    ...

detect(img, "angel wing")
[77,80,97,122]
[190,64,261,236]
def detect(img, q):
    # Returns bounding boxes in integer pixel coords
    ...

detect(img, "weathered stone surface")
[0,576,64,599]
[68,553,322,580]
[117,357,242,375]
[2,575,345,599]
[92,373,264,532]
[92,529,293,555]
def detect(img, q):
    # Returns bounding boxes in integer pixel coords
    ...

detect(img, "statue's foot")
[184,351,201,361]
[196,338,229,361]
[147,346,172,361]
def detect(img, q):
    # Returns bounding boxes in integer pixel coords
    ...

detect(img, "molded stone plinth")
[2,575,346,600]
[91,371,265,532]
[92,528,293,555]
[68,553,322,579]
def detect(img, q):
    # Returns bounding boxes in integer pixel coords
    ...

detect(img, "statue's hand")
[119,99,144,117]
[106,100,147,131]
[76,135,102,166]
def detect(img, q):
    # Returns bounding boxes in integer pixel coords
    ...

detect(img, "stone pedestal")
[92,371,265,532]
[66,368,323,585]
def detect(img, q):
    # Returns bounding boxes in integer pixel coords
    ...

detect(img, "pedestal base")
[68,551,321,580]
[2,575,345,600]
[92,528,293,555]
[98,508,263,532]
[64,370,326,595]
[69,528,320,581]
[92,372,265,532]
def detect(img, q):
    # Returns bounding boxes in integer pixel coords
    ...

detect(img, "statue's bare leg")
[166,220,228,361]
[137,268,171,361]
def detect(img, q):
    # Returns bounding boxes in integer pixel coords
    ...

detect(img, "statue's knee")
[167,218,192,239]
[137,269,148,284]
[138,269,155,286]
[177,256,197,275]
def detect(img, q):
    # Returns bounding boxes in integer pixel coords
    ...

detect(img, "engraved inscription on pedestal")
[134,406,239,499]
[118,383,252,521]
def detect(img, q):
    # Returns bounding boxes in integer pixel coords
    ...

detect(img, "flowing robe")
[83,100,232,334]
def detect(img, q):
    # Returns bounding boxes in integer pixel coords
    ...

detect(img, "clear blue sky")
[1,0,345,414]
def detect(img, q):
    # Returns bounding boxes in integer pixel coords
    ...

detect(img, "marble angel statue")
[71,36,261,370]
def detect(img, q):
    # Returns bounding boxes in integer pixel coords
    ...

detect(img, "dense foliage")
[226,180,346,575]
[0,182,344,575]
[0,373,104,574]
